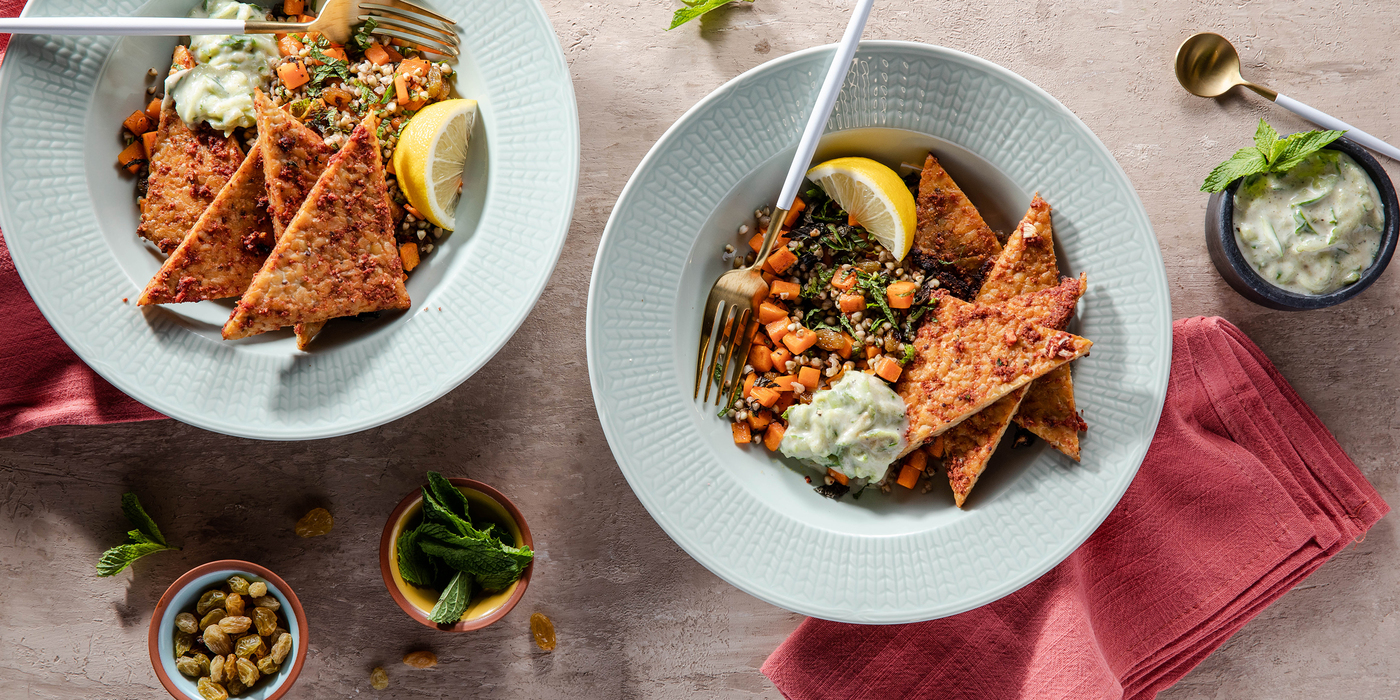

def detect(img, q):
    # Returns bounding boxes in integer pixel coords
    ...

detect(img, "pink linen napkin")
[0,10,165,438]
[762,316,1387,700]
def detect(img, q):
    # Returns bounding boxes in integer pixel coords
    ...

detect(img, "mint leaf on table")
[121,492,167,547]
[667,0,753,30]
[427,571,473,624]
[97,493,176,577]
[1200,119,1346,193]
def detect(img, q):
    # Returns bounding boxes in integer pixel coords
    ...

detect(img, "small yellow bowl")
[378,478,534,631]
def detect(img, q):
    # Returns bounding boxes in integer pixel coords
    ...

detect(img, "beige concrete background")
[3,0,1399,697]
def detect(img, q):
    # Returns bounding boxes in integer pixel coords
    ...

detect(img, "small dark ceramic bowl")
[1206,135,1399,310]
[379,477,534,632]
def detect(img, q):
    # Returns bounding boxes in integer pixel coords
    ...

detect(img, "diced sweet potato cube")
[757,301,788,324]
[123,110,152,136]
[399,242,420,272]
[766,247,798,274]
[750,386,780,408]
[763,423,785,451]
[770,280,800,300]
[797,366,820,390]
[747,344,773,373]
[838,293,865,313]
[875,357,903,382]
[782,327,817,354]
[827,468,849,485]
[732,421,751,444]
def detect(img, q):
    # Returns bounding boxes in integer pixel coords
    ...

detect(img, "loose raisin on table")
[175,612,200,634]
[218,616,252,635]
[247,582,267,598]
[200,609,227,630]
[270,633,293,664]
[236,657,260,686]
[401,651,437,669]
[295,507,334,538]
[235,634,265,659]
[369,666,389,690]
[227,576,250,596]
[530,612,556,651]
[209,654,226,683]
[197,590,227,615]
[195,678,228,700]
[256,656,279,675]
[174,630,194,657]
[251,595,280,611]
[252,607,277,637]
[224,593,245,617]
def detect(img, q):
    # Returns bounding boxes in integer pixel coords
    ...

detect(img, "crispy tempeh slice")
[254,89,335,347]
[293,193,403,349]
[1013,364,1087,459]
[941,275,1085,507]
[137,46,243,255]
[906,153,1003,301]
[138,145,274,305]
[895,290,1092,451]
[222,112,409,339]
[940,195,1062,505]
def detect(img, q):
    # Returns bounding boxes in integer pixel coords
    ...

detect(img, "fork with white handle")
[0,0,460,57]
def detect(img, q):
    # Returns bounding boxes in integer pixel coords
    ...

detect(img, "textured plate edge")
[0,0,582,441]
[585,40,1173,623]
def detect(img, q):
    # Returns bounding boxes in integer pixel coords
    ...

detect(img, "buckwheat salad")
[721,183,937,497]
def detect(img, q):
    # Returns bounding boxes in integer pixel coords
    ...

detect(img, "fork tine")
[369,25,459,56]
[720,310,755,408]
[703,305,737,405]
[693,299,722,399]
[369,14,459,47]
[361,3,457,38]
[714,308,749,407]
[361,0,456,27]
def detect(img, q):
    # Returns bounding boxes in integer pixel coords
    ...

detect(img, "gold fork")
[0,0,460,58]
[693,0,874,409]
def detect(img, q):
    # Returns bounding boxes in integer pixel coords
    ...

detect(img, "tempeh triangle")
[895,291,1091,452]
[222,111,409,339]
[137,45,244,255]
[253,89,336,347]
[138,144,274,305]
[907,153,1003,301]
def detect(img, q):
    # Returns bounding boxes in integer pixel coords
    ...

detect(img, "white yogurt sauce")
[778,371,907,482]
[1232,150,1383,295]
[165,0,279,133]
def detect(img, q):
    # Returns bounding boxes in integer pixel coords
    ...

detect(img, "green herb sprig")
[398,472,535,625]
[667,0,754,29]
[1201,119,1345,193]
[96,493,178,577]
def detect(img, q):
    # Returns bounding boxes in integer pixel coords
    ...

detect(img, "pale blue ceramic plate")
[587,42,1171,623]
[0,0,578,439]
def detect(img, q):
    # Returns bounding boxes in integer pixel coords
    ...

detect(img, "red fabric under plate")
[761,316,1387,700]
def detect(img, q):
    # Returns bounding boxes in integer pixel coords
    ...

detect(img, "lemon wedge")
[805,157,917,260]
[392,98,478,230]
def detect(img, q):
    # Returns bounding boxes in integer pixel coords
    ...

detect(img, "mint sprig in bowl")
[1204,121,1398,310]
[377,473,535,632]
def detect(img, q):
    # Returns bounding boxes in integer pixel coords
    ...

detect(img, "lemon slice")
[805,157,917,260]
[392,98,478,230]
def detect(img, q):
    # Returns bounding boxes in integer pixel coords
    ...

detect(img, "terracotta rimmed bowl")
[379,477,534,631]
[148,560,309,700]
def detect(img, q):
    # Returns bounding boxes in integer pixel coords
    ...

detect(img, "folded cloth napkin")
[762,316,1388,700]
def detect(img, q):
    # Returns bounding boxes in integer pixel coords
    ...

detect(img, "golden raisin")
[402,651,437,669]
[369,666,389,690]
[295,507,334,538]
[530,612,556,651]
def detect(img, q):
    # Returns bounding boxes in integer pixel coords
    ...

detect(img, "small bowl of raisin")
[148,561,308,700]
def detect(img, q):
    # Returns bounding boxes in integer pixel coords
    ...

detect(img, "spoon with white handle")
[1175,32,1400,162]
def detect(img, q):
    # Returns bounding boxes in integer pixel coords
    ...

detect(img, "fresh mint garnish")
[427,571,472,624]
[1201,119,1344,193]
[96,493,177,577]
[667,0,754,30]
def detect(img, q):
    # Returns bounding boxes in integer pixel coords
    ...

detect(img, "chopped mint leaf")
[350,17,379,52]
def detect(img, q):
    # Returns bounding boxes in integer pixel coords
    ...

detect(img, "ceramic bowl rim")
[147,560,309,700]
[377,477,534,632]
[1207,135,1399,310]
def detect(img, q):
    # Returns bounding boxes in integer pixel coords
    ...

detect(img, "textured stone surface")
[2,0,1399,698]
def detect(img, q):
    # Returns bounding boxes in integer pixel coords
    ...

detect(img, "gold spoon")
[1175,32,1400,162]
